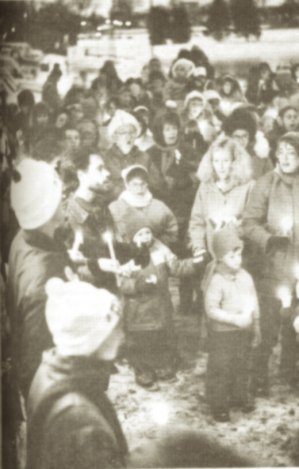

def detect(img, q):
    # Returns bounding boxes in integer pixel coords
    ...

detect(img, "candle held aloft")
[102,230,117,262]
[280,216,293,237]
[72,227,84,253]
[277,286,292,308]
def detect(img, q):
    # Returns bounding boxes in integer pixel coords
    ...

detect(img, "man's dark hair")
[72,148,101,172]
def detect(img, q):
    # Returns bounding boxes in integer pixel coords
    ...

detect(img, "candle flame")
[281,216,293,235]
[102,230,113,244]
[277,286,292,308]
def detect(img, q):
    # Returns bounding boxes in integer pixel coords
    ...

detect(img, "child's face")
[133,227,153,248]
[175,65,188,81]
[188,98,204,119]
[282,109,298,132]
[222,248,242,272]
[163,123,179,146]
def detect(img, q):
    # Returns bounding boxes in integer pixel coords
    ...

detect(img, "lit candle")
[280,216,293,237]
[277,286,292,308]
[102,230,117,262]
[72,227,84,254]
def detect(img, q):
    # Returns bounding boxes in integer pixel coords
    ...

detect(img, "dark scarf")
[27,352,128,469]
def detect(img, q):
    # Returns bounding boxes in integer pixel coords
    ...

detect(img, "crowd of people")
[1,44,299,468]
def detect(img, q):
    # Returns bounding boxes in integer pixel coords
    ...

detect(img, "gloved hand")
[266,236,289,254]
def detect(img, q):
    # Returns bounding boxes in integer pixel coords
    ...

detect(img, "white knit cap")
[108,109,141,139]
[121,164,149,182]
[172,58,195,78]
[45,278,122,357]
[184,90,205,110]
[11,158,62,230]
[204,89,221,101]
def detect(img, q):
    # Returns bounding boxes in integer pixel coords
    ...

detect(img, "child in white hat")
[204,226,260,422]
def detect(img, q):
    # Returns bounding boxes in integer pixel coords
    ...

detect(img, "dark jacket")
[27,350,128,469]
[7,230,69,398]
[66,194,129,290]
[120,240,195,332]
[147,142,198,228]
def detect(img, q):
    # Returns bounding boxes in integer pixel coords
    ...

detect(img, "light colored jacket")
[205,265,259,332]
[188,180,254,254]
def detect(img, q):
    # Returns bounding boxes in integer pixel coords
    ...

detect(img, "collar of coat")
[275,165,299,186]
[23,230,65,252]
[68,194,109,225]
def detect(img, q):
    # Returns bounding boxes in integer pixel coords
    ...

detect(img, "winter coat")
[147,142,199,228]
[42,80,61,114]
[243,169,299,296]
[65,194,128,290]
[104,144,150,200]
[205,264,259,332]
[188,180,254,255]
[109,191,178,246]
[163,79,188,107]
[119,239,195,332]
[7,230,69,398]
[27,350,128,469]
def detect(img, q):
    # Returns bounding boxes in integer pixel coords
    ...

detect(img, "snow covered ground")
[109,280,299,467]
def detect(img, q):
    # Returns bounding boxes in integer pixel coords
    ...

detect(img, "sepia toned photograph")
[1,0,299,467]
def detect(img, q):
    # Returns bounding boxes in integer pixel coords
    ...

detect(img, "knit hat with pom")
[11,158,62,230]
[212,226,243,260]
[45,278,121,357]
[278,131,299,156]
[126,219,153,242]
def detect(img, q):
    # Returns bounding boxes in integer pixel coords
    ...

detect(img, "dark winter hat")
[278,131,299,156]
[17,89,35,108]
[127,218,153,241]
[223,108,257,142]
[152,109,181,146]
[212,226,243,261]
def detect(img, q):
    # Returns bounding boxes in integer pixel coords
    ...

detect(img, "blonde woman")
[188,136,254,258]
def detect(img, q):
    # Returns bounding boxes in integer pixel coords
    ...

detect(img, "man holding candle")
[66,148,129,291]
[243,131,299,395]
